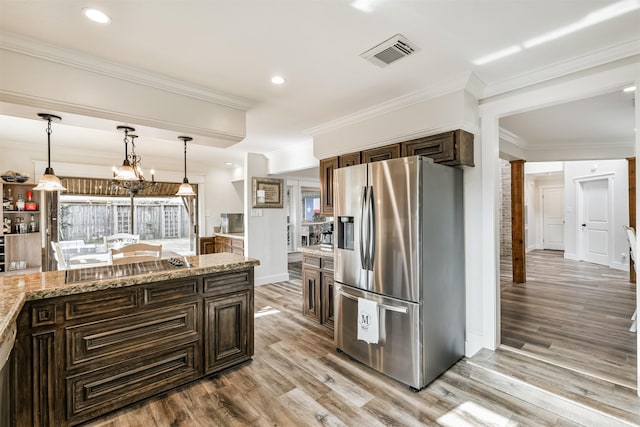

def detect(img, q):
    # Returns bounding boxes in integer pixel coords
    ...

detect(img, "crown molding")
[525,140,634,151]
[499,127,529,149]
[0,31,255,111]
[0,90,244,145]
[482,38,640,99]
[305,72,483,137]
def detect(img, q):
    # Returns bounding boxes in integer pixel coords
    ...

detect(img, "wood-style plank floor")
[83,259,640,426]
[501,250,637,388]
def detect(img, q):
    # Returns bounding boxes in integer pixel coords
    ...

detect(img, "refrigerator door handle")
[336,289,408,314]
[359,186,368,269]
[368,185,375,271]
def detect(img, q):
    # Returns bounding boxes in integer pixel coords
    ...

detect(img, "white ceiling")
[0,0,639,171]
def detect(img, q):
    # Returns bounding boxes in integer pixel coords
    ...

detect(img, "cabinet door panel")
[319,157,338,216]
[321,273,335,329]
[302,269,321,321]
[338,152,361,168]
[205,291,253,374]
[362,144,401,163]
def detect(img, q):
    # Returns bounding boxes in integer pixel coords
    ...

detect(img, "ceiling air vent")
[360,34,418,67]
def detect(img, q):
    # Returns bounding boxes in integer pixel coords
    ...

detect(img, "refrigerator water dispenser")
[337,216,354,250]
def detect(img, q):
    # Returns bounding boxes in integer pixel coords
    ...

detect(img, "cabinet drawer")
[142,278,199,305]
[65,288,138,321]
[65,302,200,369]
[231,238,244,249]
[303,255,321,269]
[322,257,334,272]
[66,343,200,422]
[203,269,251,296]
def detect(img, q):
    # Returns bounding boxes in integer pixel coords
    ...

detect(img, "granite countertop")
[214,232,245,240]
[300,245,334,257]
[0,253,259,358]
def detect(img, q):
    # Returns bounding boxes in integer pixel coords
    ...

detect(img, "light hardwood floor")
[501,250,637,388]
[83,259,640,426]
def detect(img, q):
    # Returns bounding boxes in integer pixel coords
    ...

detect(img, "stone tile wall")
[500,159,512,257]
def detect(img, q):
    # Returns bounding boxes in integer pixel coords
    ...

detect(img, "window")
[164,206,180,238]
[116,206,131,233]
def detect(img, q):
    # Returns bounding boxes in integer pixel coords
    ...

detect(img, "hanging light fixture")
[176,136,196,197]
[34,113,66,191]
[112,125,156,195]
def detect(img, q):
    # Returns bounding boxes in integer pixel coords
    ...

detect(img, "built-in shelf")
[3,232,40,236]
[3,210,40,213]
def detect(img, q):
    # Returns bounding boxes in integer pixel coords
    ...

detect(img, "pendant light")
[33,113,67,191]
[176,136,196,197]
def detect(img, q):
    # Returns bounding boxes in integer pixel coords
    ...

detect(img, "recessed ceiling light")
[623,85,636,92]
[83,8,111,24]
[271,75,285,85]
[224,162,233,166]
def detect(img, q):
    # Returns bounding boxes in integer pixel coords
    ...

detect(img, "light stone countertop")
[0,253,259,360]
[214,232,245,240]
[300,245,334,257]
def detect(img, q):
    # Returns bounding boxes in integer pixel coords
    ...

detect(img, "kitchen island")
[0,253,259,426]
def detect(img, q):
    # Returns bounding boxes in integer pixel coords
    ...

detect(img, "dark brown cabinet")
[302,268,321,322]
[321,272,334,329]
[401,129,474,166]
[361,143,401,163]
[199,237,216,254]
[338,151,361,167]
[302,253,334,330]
[203,270,254,374]
[14,268,254,426]
[213,236,244,255]
[319,157,338,216]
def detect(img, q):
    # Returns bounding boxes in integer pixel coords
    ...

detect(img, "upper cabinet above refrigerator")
[318,129,473,218]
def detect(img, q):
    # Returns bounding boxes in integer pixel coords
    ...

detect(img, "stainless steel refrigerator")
[334,155,464,390]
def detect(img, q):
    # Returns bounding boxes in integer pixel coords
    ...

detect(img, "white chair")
[110,243,162,265]
[51,241,68,270]
[623,225,637,333]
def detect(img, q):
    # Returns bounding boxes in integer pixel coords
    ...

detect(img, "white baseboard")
[564,252,578,261]
[610,261,629,272]
[465,331,489,358]
[526,243,542,252]
[255,273,290,286]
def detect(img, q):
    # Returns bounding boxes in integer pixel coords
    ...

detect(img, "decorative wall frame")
[252,177,284,208]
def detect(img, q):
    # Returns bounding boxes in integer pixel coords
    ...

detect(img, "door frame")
[575,173,615,266]
[540,185,565,251]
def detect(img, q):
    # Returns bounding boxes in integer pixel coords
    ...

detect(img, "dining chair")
[51,241,68,270]
[110,243,162,265]
[623,225,638,333]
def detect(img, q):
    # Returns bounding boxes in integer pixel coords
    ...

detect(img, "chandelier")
[112,125,156,196]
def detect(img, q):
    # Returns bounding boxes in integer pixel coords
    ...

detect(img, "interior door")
[580,179,610,266]
[542,187,564,250]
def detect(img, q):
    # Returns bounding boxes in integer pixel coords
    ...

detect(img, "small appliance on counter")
[220,213,244,234]
[319,221,334,250]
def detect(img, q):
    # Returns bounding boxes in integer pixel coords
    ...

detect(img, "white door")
[542,187,564,250]
[580,179,610,266]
